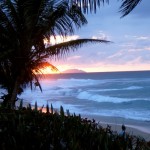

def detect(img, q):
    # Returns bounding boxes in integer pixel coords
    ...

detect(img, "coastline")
[1,100,150,141]
[16,100,150,141]
[82,114,150,141]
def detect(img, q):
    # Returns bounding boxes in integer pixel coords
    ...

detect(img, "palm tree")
[0,0,109,107]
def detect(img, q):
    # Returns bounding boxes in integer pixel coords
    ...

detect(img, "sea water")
[2,71,150,121]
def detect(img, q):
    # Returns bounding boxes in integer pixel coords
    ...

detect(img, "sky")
[49,0,150,73]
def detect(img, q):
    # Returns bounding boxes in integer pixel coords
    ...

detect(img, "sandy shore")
[82,114,150,141]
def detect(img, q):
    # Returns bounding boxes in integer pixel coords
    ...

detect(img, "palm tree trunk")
[8,76,20,108]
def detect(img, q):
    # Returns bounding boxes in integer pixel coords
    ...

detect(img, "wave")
[20,85,147,105]
[88,86,143,92]
[86,109,150,121]
[28,98,150,121]
[18,87,150,122]
[28,98,150,122]
[76,91,132,103]
[123,86,143,90]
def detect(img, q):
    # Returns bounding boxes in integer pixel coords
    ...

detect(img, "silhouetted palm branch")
[45,39,110,58]
[72,0,109,13]
[119,0,142,17]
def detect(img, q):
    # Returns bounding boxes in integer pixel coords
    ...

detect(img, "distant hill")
[62,69,86,74]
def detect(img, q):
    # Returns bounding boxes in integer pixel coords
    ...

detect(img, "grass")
[0,102,150,150]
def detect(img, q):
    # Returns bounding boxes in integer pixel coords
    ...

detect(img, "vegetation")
[0,103,150,150]
[0,0,110,107]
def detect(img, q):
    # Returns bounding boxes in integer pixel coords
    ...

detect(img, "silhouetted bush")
[0,103,149,150]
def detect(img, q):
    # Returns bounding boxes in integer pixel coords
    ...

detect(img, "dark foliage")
[0,103,149,150]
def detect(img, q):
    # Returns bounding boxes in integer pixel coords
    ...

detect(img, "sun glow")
[34,62,60,74]
[38,67,60,74]
[41,35,80,74]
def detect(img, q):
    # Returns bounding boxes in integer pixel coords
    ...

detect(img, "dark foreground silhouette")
[0,103,150,150]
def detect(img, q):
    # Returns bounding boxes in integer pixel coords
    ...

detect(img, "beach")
[83,114,150,141]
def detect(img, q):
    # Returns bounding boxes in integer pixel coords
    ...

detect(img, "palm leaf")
[34,61,59,73]
[30,61,59,92]
[71,0,109,13]
[45,38,110,58]
[119,0,142,17]
[2,0,19,31]
[34,0,88,40]
[32,72,43,92]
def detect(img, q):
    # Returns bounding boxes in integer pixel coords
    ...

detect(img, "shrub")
[0,104,149,150]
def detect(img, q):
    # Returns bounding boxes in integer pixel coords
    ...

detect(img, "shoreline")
[1,100,150,141]
[16,101,150,141]
[82,114,150,141]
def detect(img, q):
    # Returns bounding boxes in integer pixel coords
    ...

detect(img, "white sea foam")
[88,86,143,92]
[123,86,143,90]
[76,91,132,103]
[88,89,119,92]
[20,83,143,105]
[88,109,150,121]
[30,98,150,121]
[30,97,150,121]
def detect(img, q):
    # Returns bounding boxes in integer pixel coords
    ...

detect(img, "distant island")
[62,69,86,73]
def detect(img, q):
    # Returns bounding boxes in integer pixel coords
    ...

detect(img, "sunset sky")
[50,0,150,73]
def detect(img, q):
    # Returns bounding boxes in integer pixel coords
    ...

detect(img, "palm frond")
[71,0,109,13]
[2,0,19,31]
[35,61,59,73]
[45,39,110,58]
[35,0,87,39]
[0,3,16,34]
[119,0,142,17]
[32,72,43,92]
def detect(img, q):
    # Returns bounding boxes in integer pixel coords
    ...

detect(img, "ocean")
[14,71,150,122]
[1,71,150,122]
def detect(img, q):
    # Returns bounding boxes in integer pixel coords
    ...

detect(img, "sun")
[39,67,60,74]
